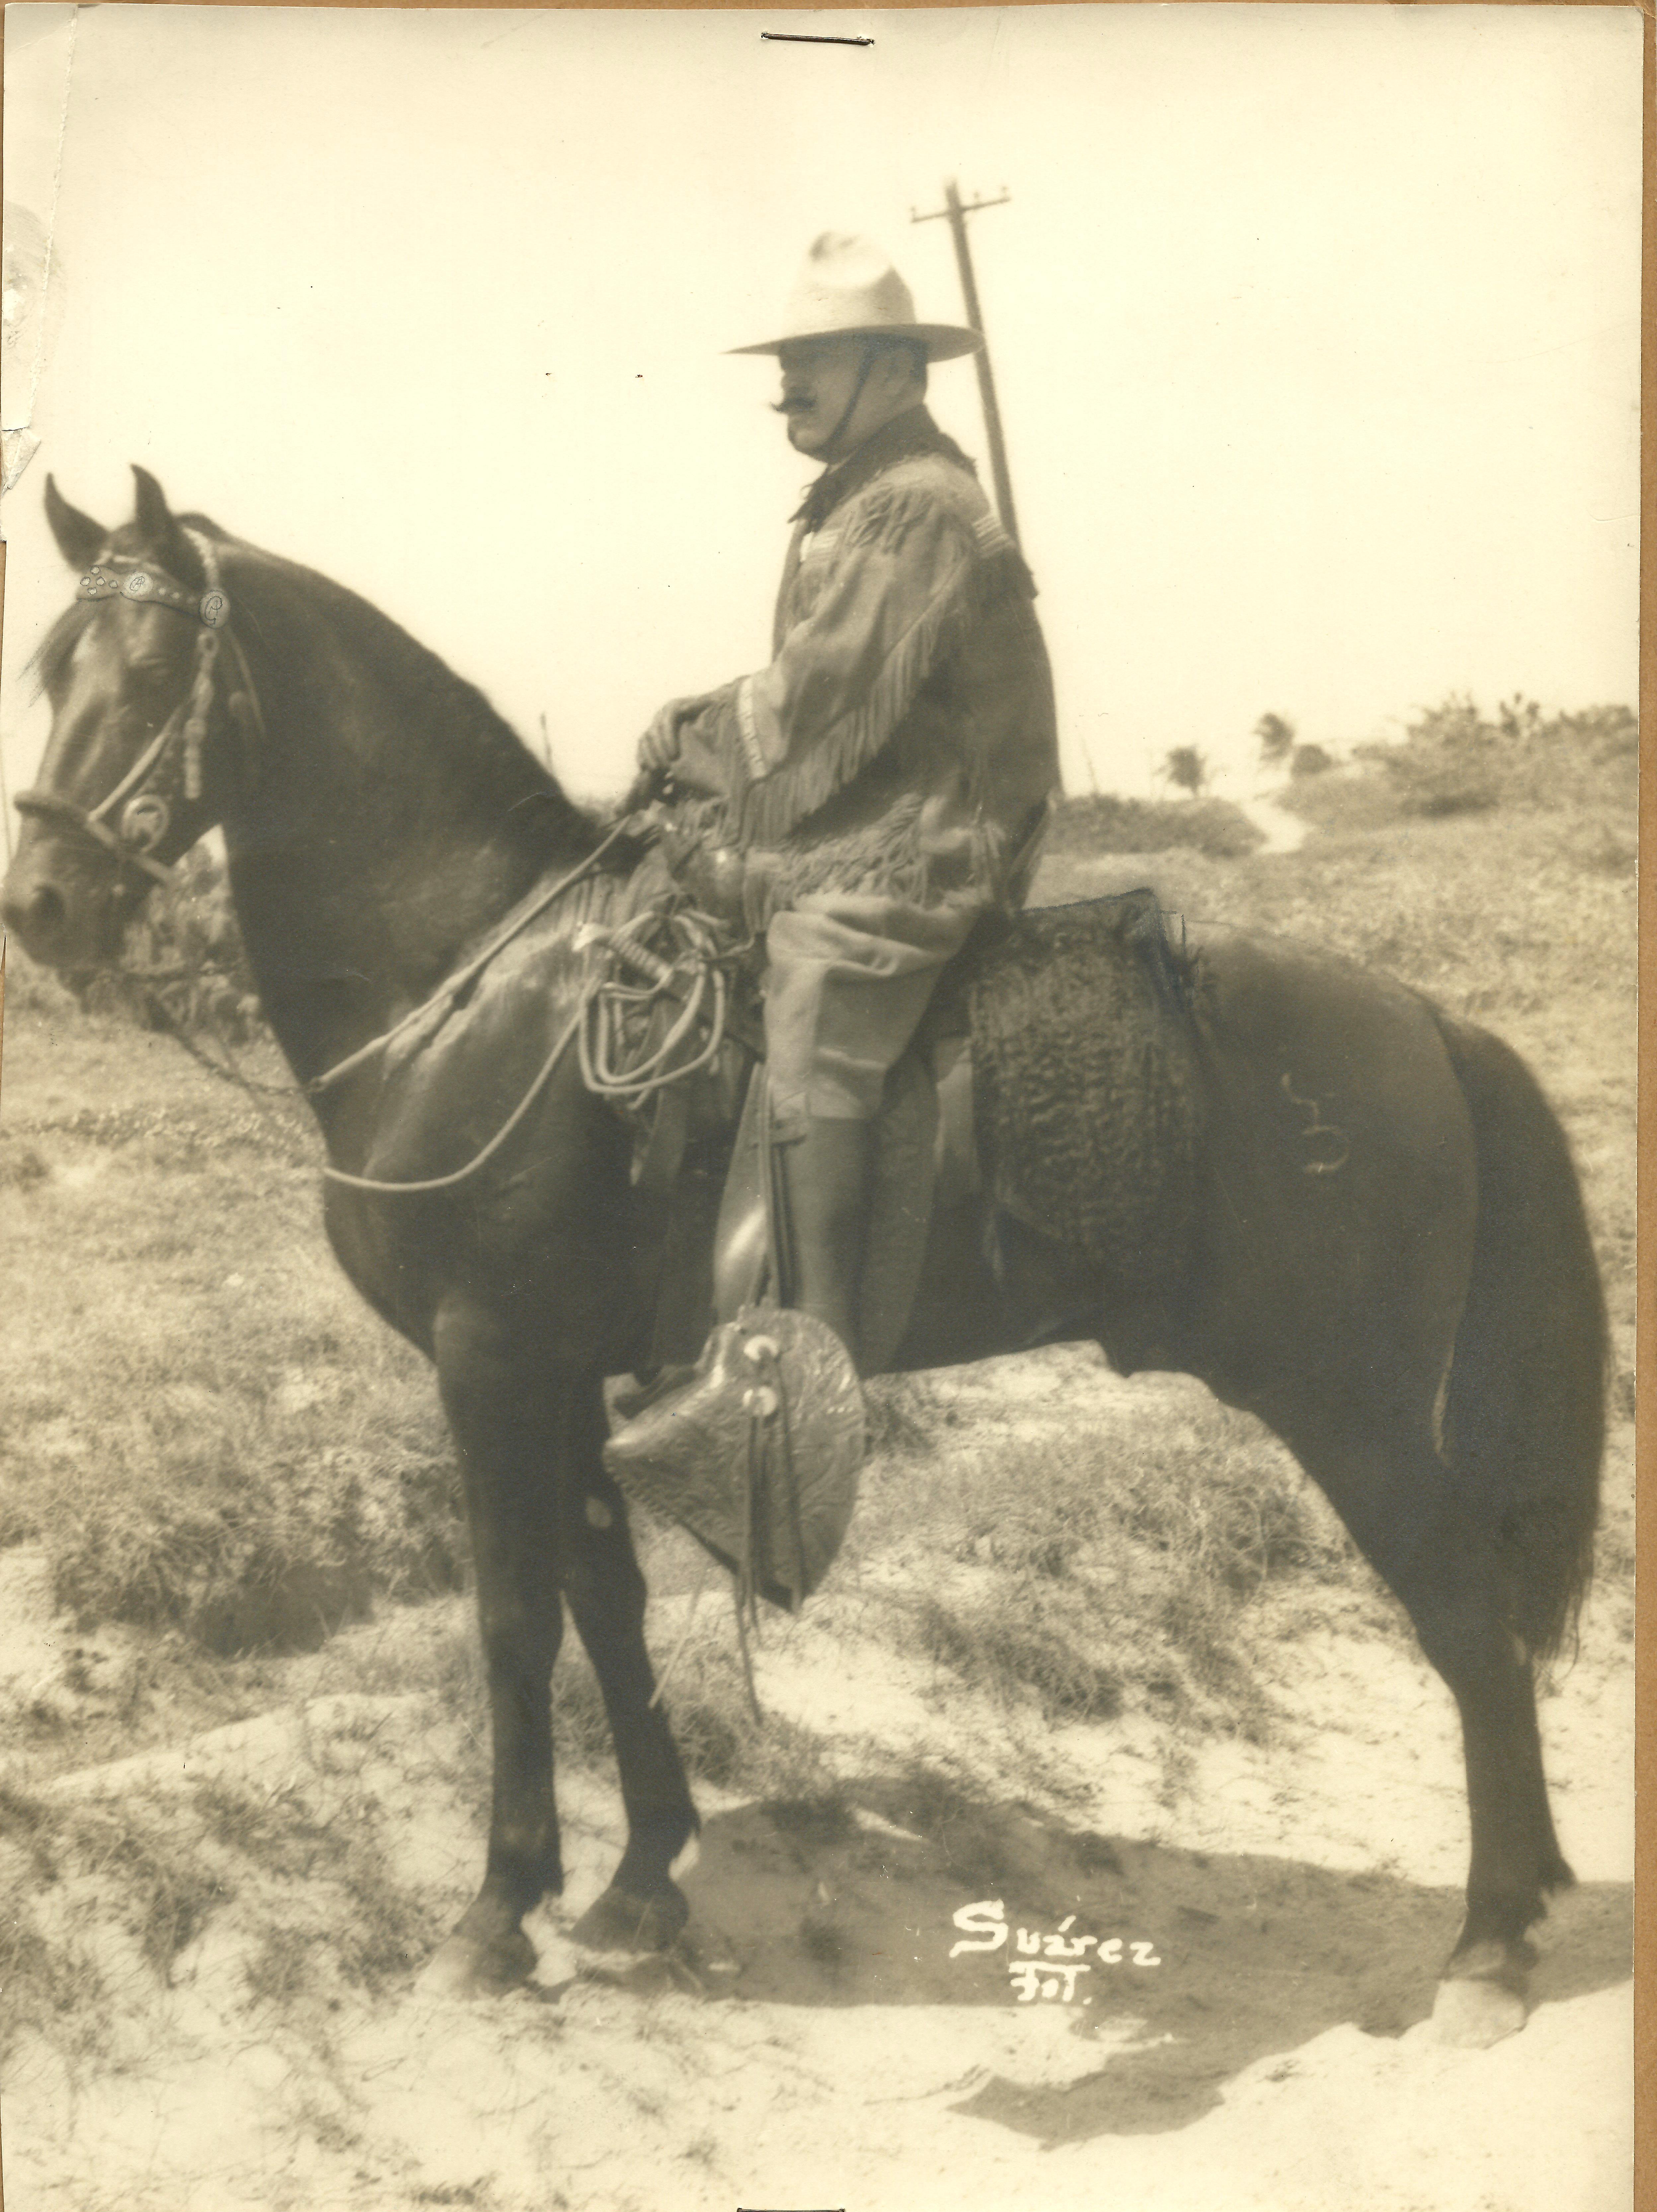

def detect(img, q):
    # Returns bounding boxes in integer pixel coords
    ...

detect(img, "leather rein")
[14,532,264,888]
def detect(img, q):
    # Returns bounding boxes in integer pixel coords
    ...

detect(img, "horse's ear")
[129,463,203,584]
[43,476,106,570]
[131,464,175,546]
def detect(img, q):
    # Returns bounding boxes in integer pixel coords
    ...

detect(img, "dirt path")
[1233,788,1309,853]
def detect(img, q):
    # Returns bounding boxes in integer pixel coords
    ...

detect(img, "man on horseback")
[636,233,1059,1363]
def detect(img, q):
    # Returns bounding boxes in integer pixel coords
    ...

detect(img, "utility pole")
[913,179,1019,546]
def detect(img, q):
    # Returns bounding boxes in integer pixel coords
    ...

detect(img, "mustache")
[771,394,814,415]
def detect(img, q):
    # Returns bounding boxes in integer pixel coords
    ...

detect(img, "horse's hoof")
[1430,1970,1528,2048]
[416,1925,537,2000]
[570,1883,689,1954]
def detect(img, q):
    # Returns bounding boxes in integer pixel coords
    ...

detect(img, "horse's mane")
[31,512,607,849]
[183,515,591,823]
[28,599,94,699]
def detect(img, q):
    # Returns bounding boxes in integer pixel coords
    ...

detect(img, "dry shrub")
[1295,694,1637,830]
[1288,742,1334,779]
[0,1904,110,2064]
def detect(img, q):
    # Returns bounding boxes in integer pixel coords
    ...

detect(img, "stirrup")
[609,1365,698,1426]
[603,1308,864,1613]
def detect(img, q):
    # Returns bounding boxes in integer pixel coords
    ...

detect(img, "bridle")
[15,529,265,889]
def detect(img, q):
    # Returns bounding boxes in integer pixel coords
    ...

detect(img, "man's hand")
[638,696,704,774]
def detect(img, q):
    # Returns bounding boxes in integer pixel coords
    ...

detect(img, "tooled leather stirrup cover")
[602,1308,864,1612]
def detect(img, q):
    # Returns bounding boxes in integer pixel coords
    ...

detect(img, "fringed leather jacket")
[666,406,1060,919]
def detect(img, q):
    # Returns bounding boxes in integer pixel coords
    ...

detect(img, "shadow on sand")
[670,1769,1630,2144]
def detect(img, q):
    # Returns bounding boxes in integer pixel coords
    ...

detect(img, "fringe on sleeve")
[731,485,986,847]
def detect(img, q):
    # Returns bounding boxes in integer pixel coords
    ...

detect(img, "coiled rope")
[322,895,743,1198]
[576,906,735,1107]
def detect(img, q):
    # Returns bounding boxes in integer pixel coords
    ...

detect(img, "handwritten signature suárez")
[948,1901,1161,2002]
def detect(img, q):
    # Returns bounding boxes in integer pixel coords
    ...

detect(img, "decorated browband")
[78,564,229,629]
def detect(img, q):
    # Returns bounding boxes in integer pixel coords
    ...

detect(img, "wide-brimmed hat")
[729,233,981,362]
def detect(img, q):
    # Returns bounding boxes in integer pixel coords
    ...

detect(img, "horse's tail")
[1430,1008,1606,1662]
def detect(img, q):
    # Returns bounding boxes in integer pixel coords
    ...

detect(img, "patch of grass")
[797,1903,847,1971]
[78,1806,233,1976]
[764,1790,859,1846]
[1045,792,1264,861]
[0,1897,111,2064]
[850,1385,1353,1743]
[331,1820,437,1989]
[0,1074,465,1648]
[653,1639,843,1803]
[0,1781,231,2062]
[1,1781,232,1979]
[241,1924,315,2010]
[911,1594,1124,1724]
[36,1398,463,1653]
[538,1600,849,1808]
[548,1641,621,1769]
[0,1739,444,2068]
[0,977,467,1655]
[863,1373,946,1459]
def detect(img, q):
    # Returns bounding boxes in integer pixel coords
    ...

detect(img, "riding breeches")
[761,892,978,1132]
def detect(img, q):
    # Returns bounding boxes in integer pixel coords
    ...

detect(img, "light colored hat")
[730,232,981,361]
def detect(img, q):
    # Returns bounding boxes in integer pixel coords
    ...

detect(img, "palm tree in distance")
[1254,712,1296,771]
[1161,745,1209,799]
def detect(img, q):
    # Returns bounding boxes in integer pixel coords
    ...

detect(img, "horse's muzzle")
[1,837,131,969]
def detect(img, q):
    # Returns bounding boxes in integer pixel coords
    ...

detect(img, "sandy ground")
[0,1408,1632,2212]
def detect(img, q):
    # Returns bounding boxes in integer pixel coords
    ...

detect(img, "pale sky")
[2,4,1641,822]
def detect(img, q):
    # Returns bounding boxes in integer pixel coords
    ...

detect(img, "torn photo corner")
[0,9,1638,2212]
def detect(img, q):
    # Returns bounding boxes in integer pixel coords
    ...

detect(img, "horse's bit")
[14,532,262,889]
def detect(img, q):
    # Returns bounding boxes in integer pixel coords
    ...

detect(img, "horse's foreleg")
[559,1374,698,1952]
[421,1299,566,1997]
[1288,1412,1569,2047]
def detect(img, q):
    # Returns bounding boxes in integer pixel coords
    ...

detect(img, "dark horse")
[3,472,1604,2047]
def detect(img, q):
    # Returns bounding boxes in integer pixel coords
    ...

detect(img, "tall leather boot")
[778,1115,873,1366]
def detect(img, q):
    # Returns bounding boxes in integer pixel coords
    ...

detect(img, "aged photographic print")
[0,6,1638,2208]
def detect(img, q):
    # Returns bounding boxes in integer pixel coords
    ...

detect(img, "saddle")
[589,849,1200,1388]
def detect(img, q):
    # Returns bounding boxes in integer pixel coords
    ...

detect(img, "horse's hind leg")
[1289,1411,1570,2047]
[558,1373,698,1952]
